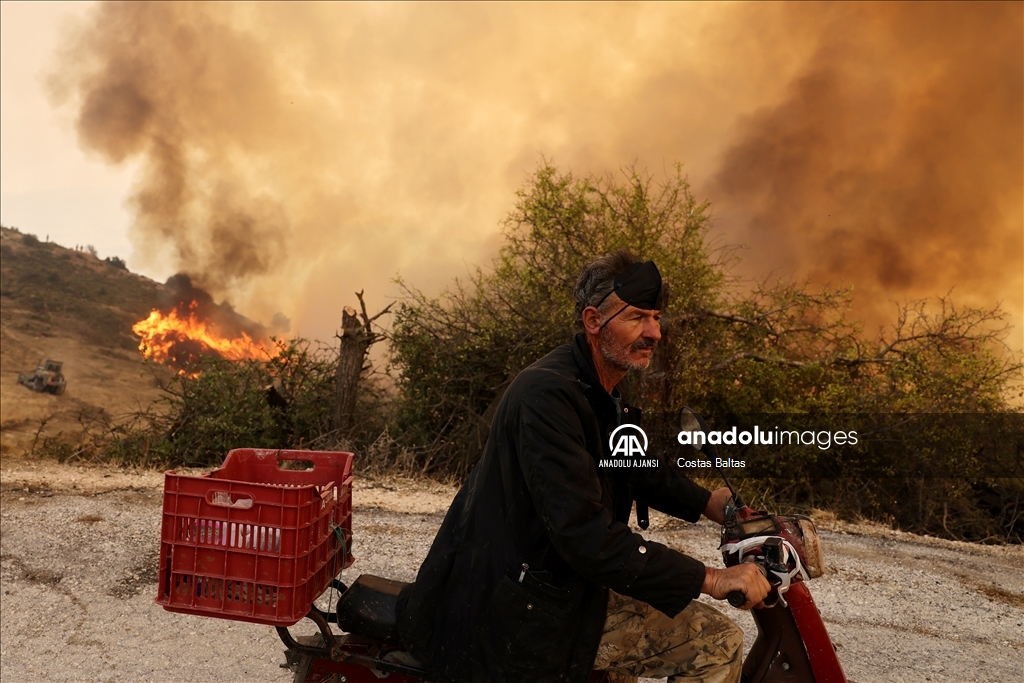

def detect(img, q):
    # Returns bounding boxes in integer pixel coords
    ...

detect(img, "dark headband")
[594,261,663,310]
[593,261,663,329]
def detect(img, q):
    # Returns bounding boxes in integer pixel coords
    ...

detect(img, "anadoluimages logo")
[600,425,658,468]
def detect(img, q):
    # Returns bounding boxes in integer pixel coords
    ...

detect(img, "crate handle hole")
[207,491,254,509]
[278,459,315,471]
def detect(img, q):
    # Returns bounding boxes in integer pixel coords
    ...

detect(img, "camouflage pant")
[592,591,743,683]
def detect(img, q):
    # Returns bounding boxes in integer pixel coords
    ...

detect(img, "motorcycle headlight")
[796,518,825,578]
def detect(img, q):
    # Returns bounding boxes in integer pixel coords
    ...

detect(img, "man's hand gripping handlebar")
[702,563,771,610]
[701,487,772,609]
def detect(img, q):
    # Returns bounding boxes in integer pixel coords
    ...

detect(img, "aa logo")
[608,424,648,458]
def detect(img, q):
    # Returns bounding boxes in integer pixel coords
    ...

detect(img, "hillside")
[0,225,166,455]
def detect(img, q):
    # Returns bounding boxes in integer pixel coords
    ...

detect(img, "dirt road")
[1,462,1022,682]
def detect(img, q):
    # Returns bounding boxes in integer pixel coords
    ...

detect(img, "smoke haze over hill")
[49,2,1022,345]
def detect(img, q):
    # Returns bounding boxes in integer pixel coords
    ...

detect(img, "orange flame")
[132,301,272,365]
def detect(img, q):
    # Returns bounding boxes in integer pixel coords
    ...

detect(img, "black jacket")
[396,334,712,683]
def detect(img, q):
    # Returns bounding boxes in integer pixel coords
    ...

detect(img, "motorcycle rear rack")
[276,580,428,681]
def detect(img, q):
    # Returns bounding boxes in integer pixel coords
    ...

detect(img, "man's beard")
[598,330,655,372]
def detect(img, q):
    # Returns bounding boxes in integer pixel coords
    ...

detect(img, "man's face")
[594,295,662,372]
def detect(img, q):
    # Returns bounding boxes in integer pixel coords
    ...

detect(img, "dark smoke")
[708,2,1023,331]
[54,2,291,299]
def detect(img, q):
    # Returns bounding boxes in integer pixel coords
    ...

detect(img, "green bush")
[76,338,339,468]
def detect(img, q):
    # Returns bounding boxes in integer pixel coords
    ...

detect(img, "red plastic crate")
[157,449,354,626]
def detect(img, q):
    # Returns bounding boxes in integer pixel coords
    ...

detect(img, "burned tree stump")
[333,291,391,435]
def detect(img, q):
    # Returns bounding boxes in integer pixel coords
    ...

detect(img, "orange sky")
[2,2,1021,353]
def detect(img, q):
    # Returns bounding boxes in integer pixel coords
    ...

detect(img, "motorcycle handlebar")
[726,559,773,608]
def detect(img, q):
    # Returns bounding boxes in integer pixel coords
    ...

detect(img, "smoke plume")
[49,2,1022,345]
[709,2,1023,335]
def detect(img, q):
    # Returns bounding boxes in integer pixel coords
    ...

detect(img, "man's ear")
[581,306,603,335]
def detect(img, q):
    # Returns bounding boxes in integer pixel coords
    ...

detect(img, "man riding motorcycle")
[396,250,770,683]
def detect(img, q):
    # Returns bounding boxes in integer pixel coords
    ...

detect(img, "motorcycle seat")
[336,574,409,643]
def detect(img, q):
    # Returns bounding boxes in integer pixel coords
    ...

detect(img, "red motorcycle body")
[723,506,849,683]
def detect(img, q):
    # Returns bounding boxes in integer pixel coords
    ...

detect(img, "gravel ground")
[1,464,1022,682]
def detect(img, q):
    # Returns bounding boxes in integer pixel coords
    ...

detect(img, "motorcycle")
[277,506,849,683]
[681,407,850,683]
[157,409,847,679]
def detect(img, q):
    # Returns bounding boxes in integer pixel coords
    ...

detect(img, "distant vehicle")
[18,359,67,395]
